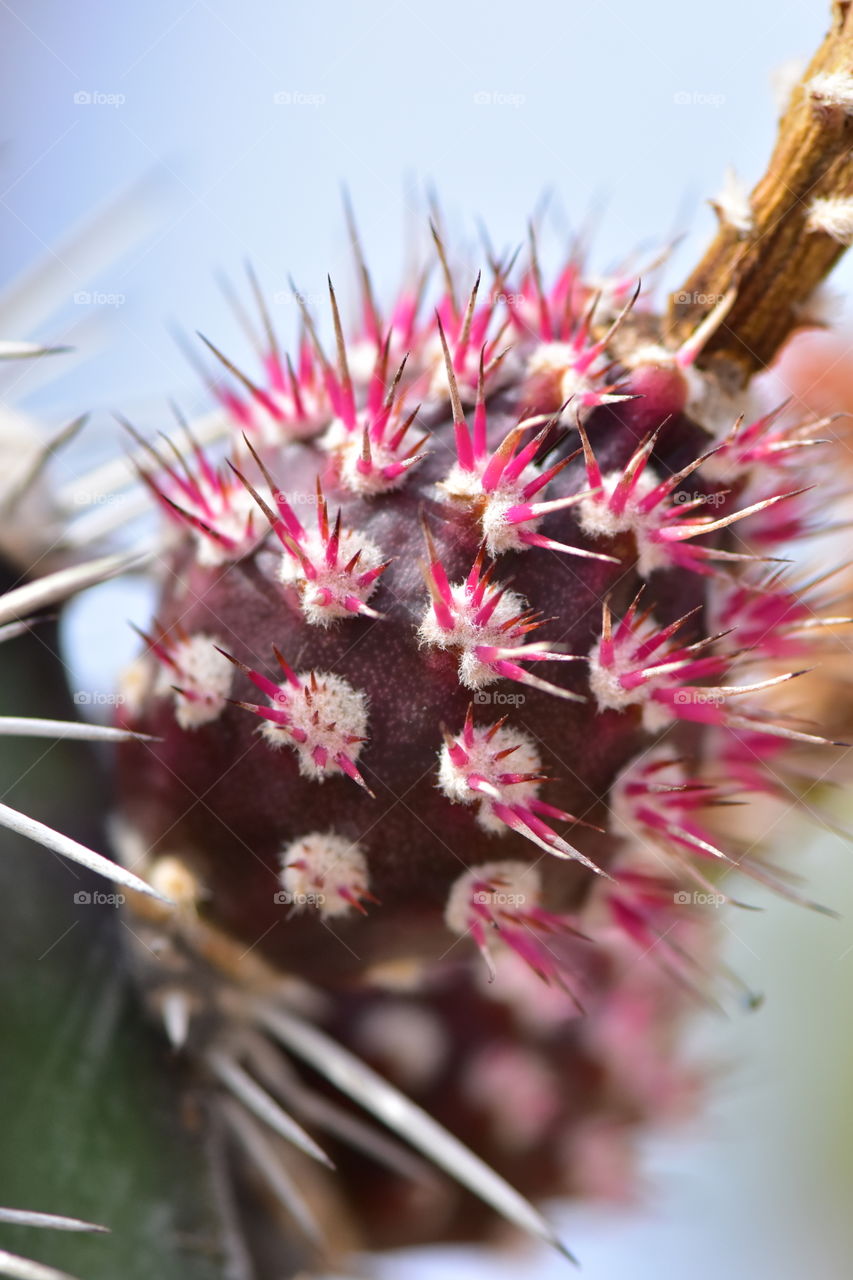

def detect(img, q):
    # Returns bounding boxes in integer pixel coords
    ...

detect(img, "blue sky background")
[2,4,853,1279]
[0,1,839,418]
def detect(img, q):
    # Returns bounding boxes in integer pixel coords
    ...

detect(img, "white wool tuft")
[807,70,853,114]
[262,671,368,781]
[806,197,853,246]
[577,467,668,577]
[280,831,370,918]
[438,724,541,833]
[419,581,530,689]
[278,526,385,625]
[713,167,754,235]
[154,633,233,729]
[444,860,542,935]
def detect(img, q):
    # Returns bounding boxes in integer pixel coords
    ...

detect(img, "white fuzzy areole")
[807,70,853,114]
[194,483,261,567]
[771,57,804,114]
[419,581,529,689]
[438,723,542,832]
[118,656,155,718]
[713,167,754,235]
[479,490,527,555]
[440,461,537,556]
[147,854,205,910]
[588,644,675,729]
[444,859,542,935]
[582,275,635,324]
[440,461,486,503]
[154,633,233,729]
[806,196,853,246]
[455,646,496,690]
[238,384,332,446]
[526,340,576,382]
[608,749,683,838]
[323,417,417,496]
[463,1044,561,1151]
[559,362,597,405]
[105,813,149,869]
[424,336,519,406]
[343,339,385,386]
[640,698,672,733]
[620,341,672,370]
[278,526,385,625]
[280,831,370,918]
[587,639,649,715]
[355,1003,448,1089]
[682,362,760,444]
[525,340,603,418]
[577,467,667,577]
[262,670,368,780]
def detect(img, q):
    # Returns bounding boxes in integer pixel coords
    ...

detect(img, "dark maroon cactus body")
[118,387,707,983]
[112,251,835,1254]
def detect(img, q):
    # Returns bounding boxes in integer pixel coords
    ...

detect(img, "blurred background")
[1,2,852,1277]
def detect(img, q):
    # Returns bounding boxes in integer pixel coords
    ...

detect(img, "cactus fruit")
[109,201,848,1266]
[6,10,853,1277]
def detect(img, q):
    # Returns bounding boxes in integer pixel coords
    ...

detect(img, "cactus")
[107,15,853,1271]
[5,6,853,1278]
[112,251,843,1265]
